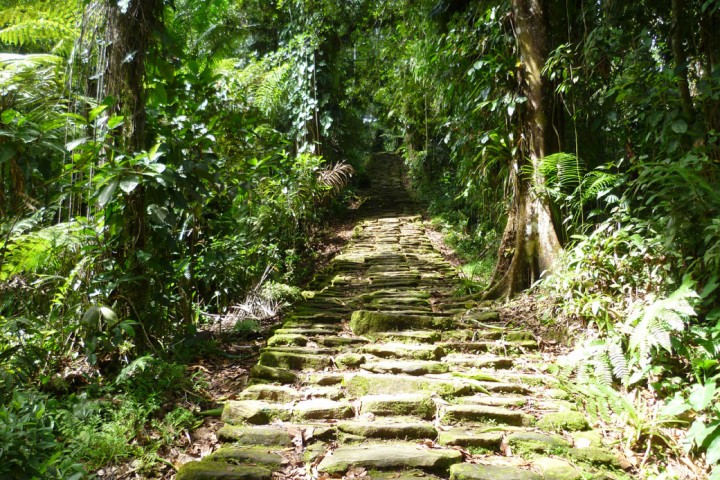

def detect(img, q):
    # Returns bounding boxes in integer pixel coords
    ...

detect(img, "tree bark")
[484,0,562,300]
[105,0,162,342]
[670,0,695,122]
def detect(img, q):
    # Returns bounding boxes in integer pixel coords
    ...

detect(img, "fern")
[627,278,699,369]
[254,62,291,117]
[0,0,82,56]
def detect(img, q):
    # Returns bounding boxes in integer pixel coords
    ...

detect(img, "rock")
[444,354,514,369]
[208,446,284,467]
[454,395,526,407]
[437,428,503,449]
[222,401,292,425]
[305,373,344,386]
[266,334,308,347]
[238,385,300,403]
[316,443,462,474]
[507,432,571,453]
[442,405,534,426]
[258,351,331,371]
[361,360,449,375]
[336,420,436,439]
[249,365,297,384]
[293,399,354,421]
[302,386,344,400]
[317,336,369,347]
[545,389,570,400]
[568,447,621,468]
[532,457,582,480]
[360,394,435,418]
[373,330,441,343]
[334,353,366,368]
[345,373,472,397]
[360,342,445,361]
[449,463,541,480]
[176,461,272,480]
[349,311,451,335]
[537,411,590,432]
[217,425,292,446]
[571,430,604,448]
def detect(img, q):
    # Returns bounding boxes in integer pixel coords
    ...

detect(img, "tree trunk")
[484,0,562,300]
[105,0,162,343]
[670,0,695,122]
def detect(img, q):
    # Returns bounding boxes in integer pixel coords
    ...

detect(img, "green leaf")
[107,116,124,130]
[671,119,688,134]
[708,435,720,465]
[1,109,18,124]
[690,382,716,411]
[88,104,108,123]
[66,137,89,152]
[119,174,140,193]
[98,179,119,207]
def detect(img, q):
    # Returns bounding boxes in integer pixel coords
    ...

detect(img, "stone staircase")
[177,154,627,480]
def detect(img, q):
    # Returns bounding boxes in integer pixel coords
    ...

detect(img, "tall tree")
[483,0,562,299]
[105,0,163,341]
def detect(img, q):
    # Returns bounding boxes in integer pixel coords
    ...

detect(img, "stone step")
[336,419,436,440]
[316,443,463,474]
[449,463,541,480]
[257,351,333,371]
[176,461,272,480]
[344,373,477,397]
[360,393,435,418]
[360,342,445,361]
[350,311,453,335]
[441,404,534,426]
[444,354,514,369]
[361,359,449,375]
[371,330,441,343]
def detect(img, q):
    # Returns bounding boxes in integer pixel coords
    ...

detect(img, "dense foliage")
[1,0,719,477]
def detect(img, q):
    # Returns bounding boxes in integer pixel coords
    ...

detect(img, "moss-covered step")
[266,334,309,347]
[437,428,504,449]
[370,330,441,343]
[349,311,453,334]
[316,443,463,474]
[532,457,582,480]
[360,359,449,376]
[507,432,571,454]
[537,411,591,432]
[336,419,437,439]
[443,354,514,369]
[360,342,445,361]
[452,395,527,407]
[293,399,354,421]
[176,461,272,480]
[222,401,292,425]
[439,340,538,354]
[257,351,332,371]
[360,394,435,418]
[217,425,292,446]
[316,336,369,347]
[207,446,284,467]
[441,405,534,426]
[238,385,300,403]
[249,365,297,384]
[449,463,541,480]
[344,373,475,397]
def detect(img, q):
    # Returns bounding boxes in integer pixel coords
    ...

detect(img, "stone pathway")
[177,155,627,480]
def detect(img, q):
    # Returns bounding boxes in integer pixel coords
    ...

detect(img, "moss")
[537,411,590,433]
[176,460,271,480]
[249,365,297,384]
[266,334,308,347]
[258,351,331,370]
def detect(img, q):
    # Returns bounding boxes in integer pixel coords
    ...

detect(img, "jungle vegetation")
[1,0,719,478]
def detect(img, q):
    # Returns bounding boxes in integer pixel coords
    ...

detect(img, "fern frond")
[580,170,620,204]
[254,62,291,117]
[319,161,354,194]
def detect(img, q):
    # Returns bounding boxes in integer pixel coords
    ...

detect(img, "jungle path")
[177,154,625,480]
